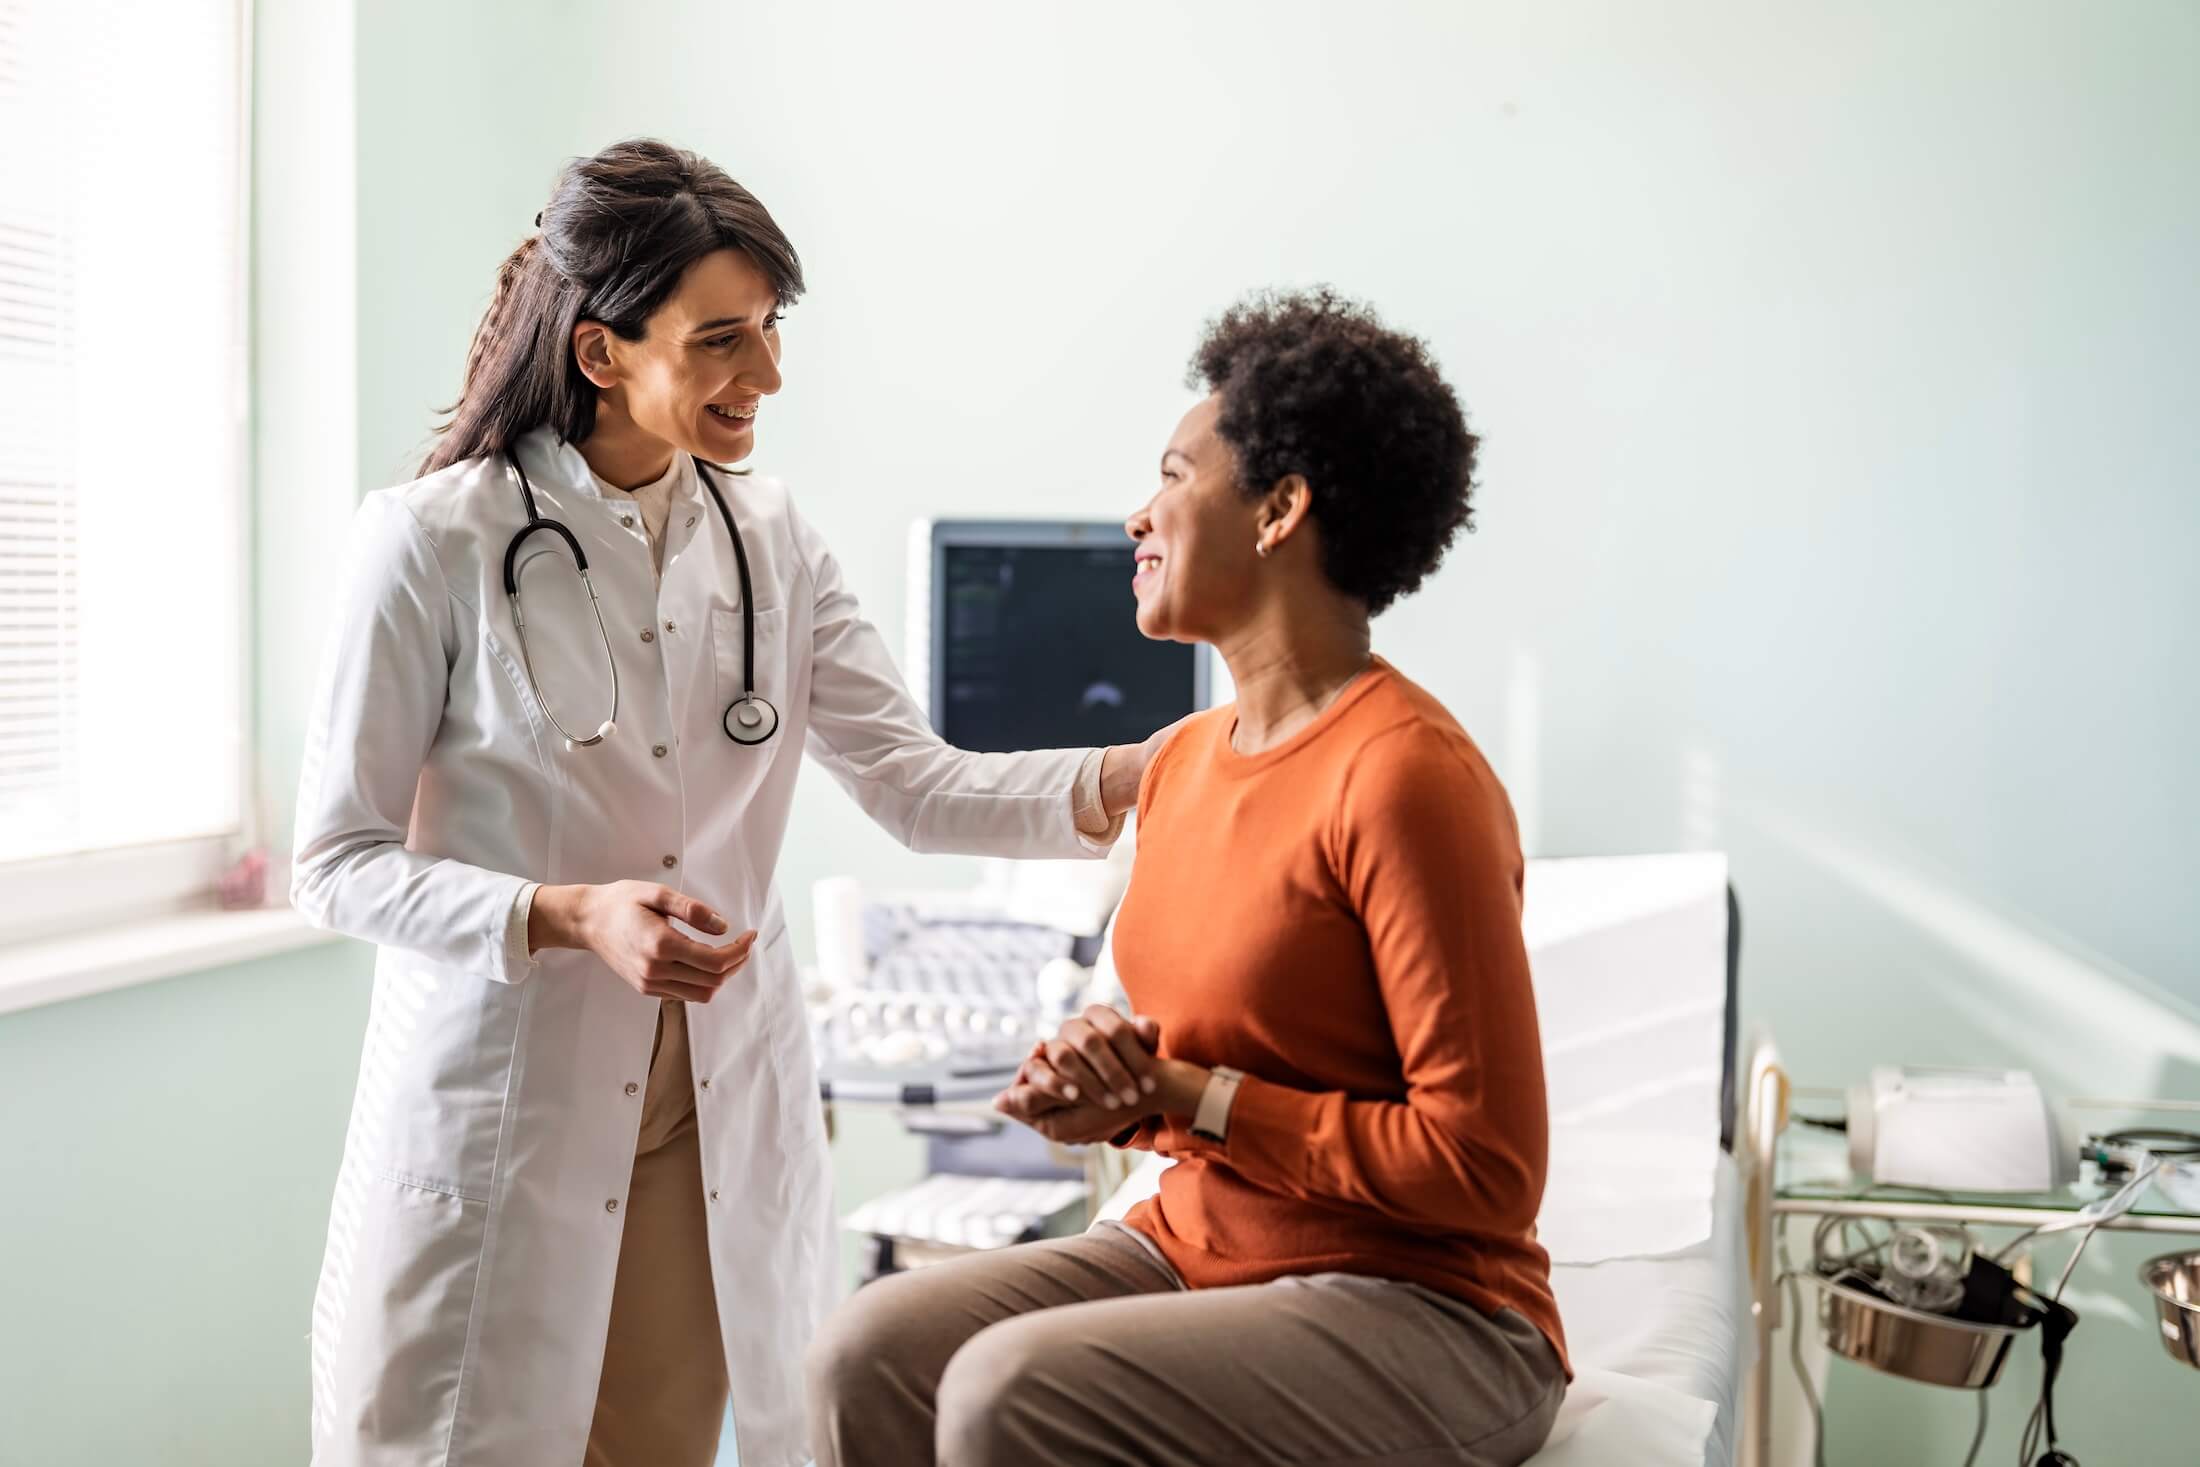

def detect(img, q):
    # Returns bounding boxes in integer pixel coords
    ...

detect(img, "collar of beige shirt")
[589,455,689,578]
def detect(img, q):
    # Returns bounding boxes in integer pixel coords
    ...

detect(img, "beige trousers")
[807,1221,1565,1467]
[584,1002,728,1467]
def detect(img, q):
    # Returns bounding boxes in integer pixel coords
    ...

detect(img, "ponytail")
[420,232,580,476]
[458,236,542,412]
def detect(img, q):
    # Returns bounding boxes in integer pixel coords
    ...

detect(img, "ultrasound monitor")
[905,520,1209,752]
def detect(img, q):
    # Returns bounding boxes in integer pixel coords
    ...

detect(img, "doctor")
[291,138,1154,1467]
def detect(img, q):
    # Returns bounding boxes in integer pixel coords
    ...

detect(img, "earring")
[1255,540,1272,559]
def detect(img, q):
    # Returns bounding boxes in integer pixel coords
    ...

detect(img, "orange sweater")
[1112,658,1567,1372]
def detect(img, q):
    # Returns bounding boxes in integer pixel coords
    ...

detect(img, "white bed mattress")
[1531,1153,1752,1467]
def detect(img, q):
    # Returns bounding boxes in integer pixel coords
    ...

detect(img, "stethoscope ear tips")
[598,719,617,740]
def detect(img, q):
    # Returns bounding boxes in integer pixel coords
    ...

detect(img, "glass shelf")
[1774,1106,2200,1229]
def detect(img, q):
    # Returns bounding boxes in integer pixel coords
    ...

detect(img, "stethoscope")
[502,450,780,751]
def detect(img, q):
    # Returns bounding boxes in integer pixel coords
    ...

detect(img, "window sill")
[0,905,344,1017]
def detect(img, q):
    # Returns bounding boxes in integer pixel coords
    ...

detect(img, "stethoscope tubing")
[502,448,778,748]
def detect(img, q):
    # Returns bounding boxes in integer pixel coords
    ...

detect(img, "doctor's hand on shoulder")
[527,881,759,1004]
[1099,715,1194,815]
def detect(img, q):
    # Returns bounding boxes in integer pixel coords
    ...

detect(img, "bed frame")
[1689,879,1783,1467]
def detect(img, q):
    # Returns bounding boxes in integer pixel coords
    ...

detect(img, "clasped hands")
[993,1004,1208,1145]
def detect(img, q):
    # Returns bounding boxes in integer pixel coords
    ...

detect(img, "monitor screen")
[931,525,1203,753]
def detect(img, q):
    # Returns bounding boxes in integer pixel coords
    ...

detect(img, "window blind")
[0,0,245,878]
[0,2,83,860]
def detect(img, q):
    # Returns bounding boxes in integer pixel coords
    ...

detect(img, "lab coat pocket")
[712,605,788,734]
[323,1173,488,1452]
[362,957,526,1203]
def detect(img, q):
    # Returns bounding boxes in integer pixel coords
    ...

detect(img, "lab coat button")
[621,515,636,530]
[661,854,678,869]
[664,620,677,634]
[700,1078,711,1091]
[624,1082,639,1096]
[640,628,655,644]
[709,1188,721,1202]
[605,1199,619,1214]
[652,744,668,759]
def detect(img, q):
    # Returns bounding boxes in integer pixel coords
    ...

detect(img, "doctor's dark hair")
[422,139,805,475]
[1188,288,1476,616]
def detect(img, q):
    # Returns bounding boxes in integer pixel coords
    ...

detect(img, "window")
[0,0,248,941]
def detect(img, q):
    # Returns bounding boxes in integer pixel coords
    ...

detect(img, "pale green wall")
[2,2,2195,1464]
[0,944,374,1466]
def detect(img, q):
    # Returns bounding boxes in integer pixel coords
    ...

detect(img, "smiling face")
[577,246,785,464]
[1124,395,1270,645]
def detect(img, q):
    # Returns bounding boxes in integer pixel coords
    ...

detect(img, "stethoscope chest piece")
[724,694,779,746]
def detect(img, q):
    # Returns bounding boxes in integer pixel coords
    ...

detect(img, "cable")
[1994,1156,2160,1264]
[2048,1222,2100,1298]
[1780,1269,1829,1467]
[1997,1143,2157,1461]
[1777,1222,1830,1467]
[2098,1127,2200,1157]
[1963,1388,1990,1467]
[2008,1148,2164,1463]
[2018,1397,2043,1466]
[1813,1213,1900,1276]
[2014,1219,2104,1466]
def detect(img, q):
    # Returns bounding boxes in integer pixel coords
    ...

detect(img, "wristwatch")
[1190,1066,1244,1144]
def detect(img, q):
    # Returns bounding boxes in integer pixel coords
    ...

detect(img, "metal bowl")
[1813,1274,2026,1389]
[2140,1250,2200,1370]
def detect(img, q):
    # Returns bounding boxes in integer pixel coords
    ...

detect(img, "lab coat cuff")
[500,879,542,981]
[1070,747,1126,851]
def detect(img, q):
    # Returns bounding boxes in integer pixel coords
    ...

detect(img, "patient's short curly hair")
[1188,288,1477,615]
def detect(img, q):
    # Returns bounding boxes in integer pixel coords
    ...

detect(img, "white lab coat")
[291,429,1102,1467]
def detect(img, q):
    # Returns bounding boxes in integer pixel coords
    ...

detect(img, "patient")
[807,289,1567,1467]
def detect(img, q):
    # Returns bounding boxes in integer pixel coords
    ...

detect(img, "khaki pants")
[807,1221,1564,1467]
[584,1002,728,1467]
